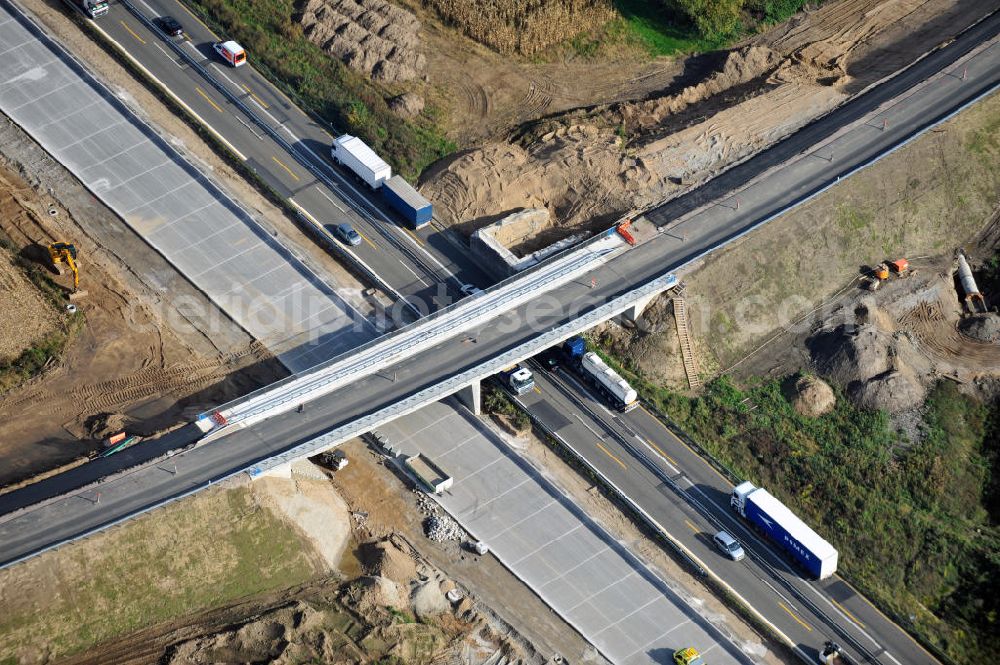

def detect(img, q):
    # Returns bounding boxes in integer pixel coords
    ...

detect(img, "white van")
[213,41,246,67]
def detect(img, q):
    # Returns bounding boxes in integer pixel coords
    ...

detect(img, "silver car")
[713,530,745,561]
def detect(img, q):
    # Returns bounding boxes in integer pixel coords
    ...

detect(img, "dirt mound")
[299,0,425,83]
[848,366,927,413]
[167,602,316,664]
[787,375,836,417]
[811,323,893,386]
[357,536,417,586]
[411,579,450,619]
[347,575,406,615]
[619,46,781,133]
[84,412,133,440]
[960,313,1000,344]
[388,92,424,118]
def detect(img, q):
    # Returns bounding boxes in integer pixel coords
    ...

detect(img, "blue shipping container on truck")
[745,489,838,579]
[563,336,586,359]
[382,175,432,229]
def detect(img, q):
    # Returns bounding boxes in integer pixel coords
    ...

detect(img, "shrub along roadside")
[182,0,453,179]
[594,336,998,664]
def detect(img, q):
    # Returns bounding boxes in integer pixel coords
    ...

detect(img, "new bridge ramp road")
[376,400,751,665]
[521,367,938,665]
[94,0,489,301]
[0,0,373,372]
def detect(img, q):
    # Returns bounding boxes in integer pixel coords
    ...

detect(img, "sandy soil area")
[0,152,285,487]
[0,190,60,363]
[422,0,991,238]
[255,470,353,570]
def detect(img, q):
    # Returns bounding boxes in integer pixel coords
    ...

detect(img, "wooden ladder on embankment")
[673,297,702,390]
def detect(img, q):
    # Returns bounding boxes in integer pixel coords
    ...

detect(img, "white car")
[713,530,746,561]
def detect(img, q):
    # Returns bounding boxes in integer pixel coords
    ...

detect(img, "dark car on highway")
[154,16,184,37]
[537,347,562,372]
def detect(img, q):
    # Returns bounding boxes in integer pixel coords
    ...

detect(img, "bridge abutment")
[456,380,482,415]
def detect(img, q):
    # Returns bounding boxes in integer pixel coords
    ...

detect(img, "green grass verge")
[0,487,319,660]
[608,0,723,57]
[182,0,454,179]
[594,332,997,664]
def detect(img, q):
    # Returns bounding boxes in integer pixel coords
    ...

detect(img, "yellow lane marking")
[243,84,269,109]
[356,229,378,251]
[595,442,627,470]
[195,86,224,113]
[684,520,699,533]
[779,602,812,632]
[639,403,730,484]
[835,577,936,660]
[533,385,542,394]
[405,227,425,246]
[644,437,677,466]
[271,156,300,182]
[120,20,146,44]
[178,2,217,38]
[831,598,866,629]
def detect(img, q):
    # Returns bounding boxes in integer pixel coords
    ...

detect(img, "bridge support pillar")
[622,293,656,325]
[456,380,482,416]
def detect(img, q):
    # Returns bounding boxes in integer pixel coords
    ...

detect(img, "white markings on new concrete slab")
[378,400,747,665]
[0,7,374,371]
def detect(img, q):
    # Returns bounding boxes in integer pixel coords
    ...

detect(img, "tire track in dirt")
[0,342,271,418]
[898,299,1000,366]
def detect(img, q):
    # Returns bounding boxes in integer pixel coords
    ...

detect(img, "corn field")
[424,0,617,56]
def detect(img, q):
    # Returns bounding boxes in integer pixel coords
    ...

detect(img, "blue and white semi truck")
[731,481,838,579]
[382,175,433,229]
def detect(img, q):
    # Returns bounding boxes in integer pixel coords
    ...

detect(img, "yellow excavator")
[47,241,82,297]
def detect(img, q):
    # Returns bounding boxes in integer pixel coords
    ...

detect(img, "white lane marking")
[635,434,680,474]
[396,258,431,287]
[137,0,156,14]
[209,62,243,94]
[152,42,182,67]
[234,114,265,140]
[316,187,347,213]
[572,413,606,442]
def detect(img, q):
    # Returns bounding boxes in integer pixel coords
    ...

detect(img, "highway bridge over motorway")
[1,2,999,662]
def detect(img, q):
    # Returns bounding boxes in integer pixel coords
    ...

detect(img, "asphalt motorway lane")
[87,0,489,303]
[518,365,939,665]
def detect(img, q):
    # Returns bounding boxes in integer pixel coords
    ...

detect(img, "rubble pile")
[423,514,463,542]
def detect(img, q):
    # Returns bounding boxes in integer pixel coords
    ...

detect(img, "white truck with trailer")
[731,481,838,579]
[579,351,638,412]
[331,135,391,189]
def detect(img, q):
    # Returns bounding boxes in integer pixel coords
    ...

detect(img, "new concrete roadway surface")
[519,366,939,665]
[0,0,375,371]
[375,400,750,665]
[88,0,489,303]
[2,6,999,664]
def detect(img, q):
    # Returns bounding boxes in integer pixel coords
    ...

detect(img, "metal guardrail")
[209,235,626,428]
[241,272,676,473]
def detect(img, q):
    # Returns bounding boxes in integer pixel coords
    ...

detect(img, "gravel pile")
[423,514,463,542]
